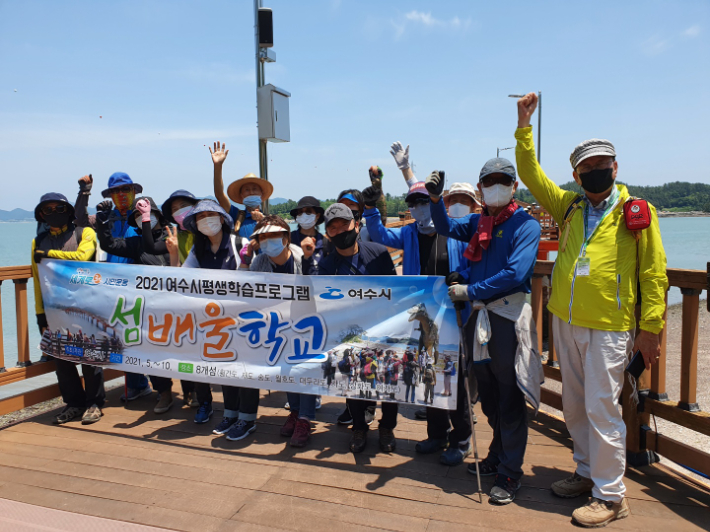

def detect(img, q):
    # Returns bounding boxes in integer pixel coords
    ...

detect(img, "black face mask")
[579,167,614,194]
[331,228,358,250]
[43,212,71,228]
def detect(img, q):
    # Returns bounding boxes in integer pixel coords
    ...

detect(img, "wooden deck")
[0,385,708,532]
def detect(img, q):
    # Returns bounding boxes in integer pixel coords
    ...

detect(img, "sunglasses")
[111,185,134,194]
[41,204,68,215]
[480,176,514,188]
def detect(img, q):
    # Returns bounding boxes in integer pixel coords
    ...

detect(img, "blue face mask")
[243,195,262,208]
[261,237,285,257]
[409,204,436,234]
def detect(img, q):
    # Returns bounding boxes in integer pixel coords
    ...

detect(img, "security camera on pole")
[255,1,291,215]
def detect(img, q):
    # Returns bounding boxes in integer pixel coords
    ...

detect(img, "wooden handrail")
[1,261,708,476]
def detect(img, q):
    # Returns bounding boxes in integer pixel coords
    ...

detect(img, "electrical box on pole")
[258,84,290,142]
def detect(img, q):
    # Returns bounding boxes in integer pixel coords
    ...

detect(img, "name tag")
[576,257,591,277]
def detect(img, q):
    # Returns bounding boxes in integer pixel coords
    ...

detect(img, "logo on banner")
[319,287,345,300]
[69,268,128,287]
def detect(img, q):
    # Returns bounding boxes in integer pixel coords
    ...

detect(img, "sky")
[1,0,708,211]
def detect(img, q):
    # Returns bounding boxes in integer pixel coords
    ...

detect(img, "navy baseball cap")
[101,172,143,198]
[479,158,516,182]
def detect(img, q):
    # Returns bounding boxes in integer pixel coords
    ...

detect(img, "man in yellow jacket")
[32,192,105,426]
[514,93,667,528]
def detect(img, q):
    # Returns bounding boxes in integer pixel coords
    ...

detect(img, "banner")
[37,260,460,409]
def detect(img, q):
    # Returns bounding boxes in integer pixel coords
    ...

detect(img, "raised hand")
[78,174,93,193]
[517,92,538,129]
[425,170,445,200]
[390,141,410,170]
[209,141,229,166]
[165,225,179,255]
[301,236,315,259]
[96,200,113,212]
[135,199,152,222]
[362,186,381,209]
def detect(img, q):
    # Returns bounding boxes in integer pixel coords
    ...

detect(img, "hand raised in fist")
[250,209,265,222]
[517,92,538,129]
[135,199,152,222]
[362,186,381,209]
[301,236,316,259]
[425,171,445,200]
[78,174,93,193]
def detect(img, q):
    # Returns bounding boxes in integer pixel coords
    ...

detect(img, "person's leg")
[294,394,317,421]
[379,401,398,430]
[237,388,260,422]
[486,312,527,481]
[126,372,149,390]
[426,407,451,440]
[448,366,472,446]
[81,364,105,408]
[348,399,373,431]
[221,386,241,419]
[286,392,301,414]
[149,376,173,394]
[583,328,633,503]
[553,315,592,479]
[195,383,212,405]
[55,359,85,408]
[181,380,195,394]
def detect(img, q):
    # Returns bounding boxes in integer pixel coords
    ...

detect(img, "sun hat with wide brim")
[101,172,143,198]
[226,174,274,204]
[444,182,481,206]
[182,199,234,235]
[34,192,75,223]
[289,196,325,225]
[250,224,290,239]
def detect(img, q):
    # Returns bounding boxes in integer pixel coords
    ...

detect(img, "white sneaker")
[315,396,322,410]
[365,406,375,426]
[284,402,290,410]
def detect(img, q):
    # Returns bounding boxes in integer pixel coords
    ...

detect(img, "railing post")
[679,288,701,412]
[0,281,5,373]
[544,280,558,367]
[531,275,544,357]
[13,278,32,367]
[648,291,668,401]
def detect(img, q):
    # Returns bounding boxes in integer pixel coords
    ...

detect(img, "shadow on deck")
[0,385,708,532]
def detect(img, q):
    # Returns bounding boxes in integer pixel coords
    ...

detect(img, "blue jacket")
[430,200,540,302]
[228,205,258,239]
[107,209,137,264]
[363,207,467,275]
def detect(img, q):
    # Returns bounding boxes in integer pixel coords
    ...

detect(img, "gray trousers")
[466,310,528,480]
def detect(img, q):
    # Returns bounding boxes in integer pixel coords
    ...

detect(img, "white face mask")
[448,203,471,218]
[196,216,222,236]
[296,213,317,230]
[482,183,514,208]
[409,204,436,234]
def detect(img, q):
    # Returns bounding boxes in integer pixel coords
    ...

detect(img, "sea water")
[0,218,707,379]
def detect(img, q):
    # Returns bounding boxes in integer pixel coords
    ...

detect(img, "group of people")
[30,93,668,528]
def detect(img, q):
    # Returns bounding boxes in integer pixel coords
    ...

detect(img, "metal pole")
[537,91,542,163]
[497,148,499,158]
[254,0,270,214]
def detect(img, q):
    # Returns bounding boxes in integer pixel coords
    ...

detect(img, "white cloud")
[392,10,472,39]
[683,25,701,38]
[640,34,671,56]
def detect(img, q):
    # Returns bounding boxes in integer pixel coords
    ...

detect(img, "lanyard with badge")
[576,191,619,277]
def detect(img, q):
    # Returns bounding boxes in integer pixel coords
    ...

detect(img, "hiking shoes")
[54,406,84,425]
[120,385,152,402]
[154,391,174,414]
[280,411,299,437]
[337,407,353,425]
[350,429,368,453]
[467,457,498,477]
[489,474,521,505]
[225,420,256,441]
[379,427,397,453]
[551,472,595,498]
[415,437,448,454]
[440,441,471,466]
[572,497,630,528]
[213,416,239,435]
[81,405,103,425]
[194,402,213,424]
[290,418,312,448]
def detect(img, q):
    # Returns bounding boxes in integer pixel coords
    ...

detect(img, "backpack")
[364,362,373,377]
[450,364,456,377]
[338,357,351,374]
[424,367,435,384]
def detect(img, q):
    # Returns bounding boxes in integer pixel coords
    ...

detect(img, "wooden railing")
[0,266,122,416]
[2,260,709,477]
[531,261,710,477]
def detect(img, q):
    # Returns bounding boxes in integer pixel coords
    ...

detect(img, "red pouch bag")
[623,198,651,231]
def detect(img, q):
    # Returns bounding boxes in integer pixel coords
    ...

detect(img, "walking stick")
[454,300,483,503]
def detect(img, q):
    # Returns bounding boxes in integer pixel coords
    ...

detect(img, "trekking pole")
[454,300,483,503]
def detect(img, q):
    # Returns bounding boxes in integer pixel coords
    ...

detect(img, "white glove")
[448,284,470,302]
[390,141,410,170]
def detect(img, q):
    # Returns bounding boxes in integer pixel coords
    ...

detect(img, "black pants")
[348,398,398,431]
[426,360,472,445]
[181,380,195,395]
[466,310,527,480]
[195,384,259,418]
[149,376,172,393]
[55,358,105,409]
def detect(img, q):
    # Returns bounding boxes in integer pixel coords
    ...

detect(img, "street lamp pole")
[509,91,542,163]
[254,0,269,213]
